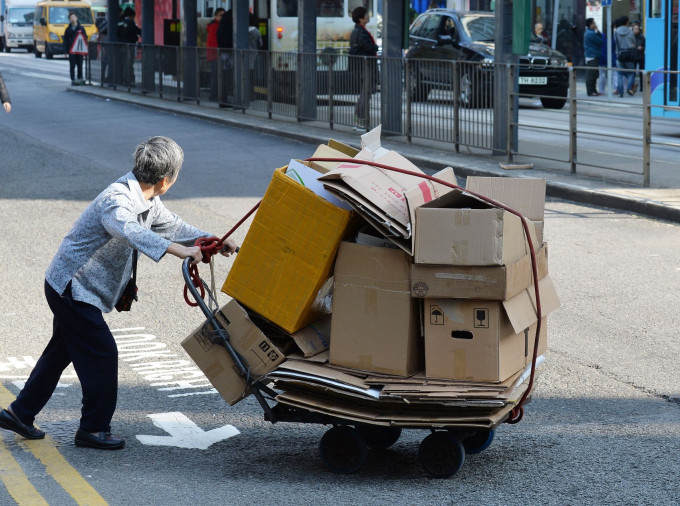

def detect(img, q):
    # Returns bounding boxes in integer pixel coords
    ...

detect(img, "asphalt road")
[0,52,678,505]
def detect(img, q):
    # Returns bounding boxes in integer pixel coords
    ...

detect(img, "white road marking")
[136,412,240,449]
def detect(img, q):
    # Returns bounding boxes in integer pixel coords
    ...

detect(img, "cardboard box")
[466,176,546,246]
[222,166,352,333]
[424,276,560,382]
[181,300,286,406]
[290,316,331,358]
[411,244,549,300]
[330,242,422,376]
[414,188,538,266]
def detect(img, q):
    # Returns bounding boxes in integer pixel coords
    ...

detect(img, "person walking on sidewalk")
[0,136,238,450]
[632,21,645,93]
[0,71,11,113]
[62,13,87,86]
[584,18,602,96]
[349,6,378,130]
[614,16,637,97]
[207,7,225,102]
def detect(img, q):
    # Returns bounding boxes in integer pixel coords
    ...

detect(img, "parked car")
[406,9,569,109]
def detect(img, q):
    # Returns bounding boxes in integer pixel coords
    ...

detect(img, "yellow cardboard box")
[222,166,352,333]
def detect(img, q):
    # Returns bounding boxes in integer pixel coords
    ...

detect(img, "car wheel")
[45,45,53,59]
[540,96,566,109]
[34,42,42,58]
[4,46,11,53]
[409,66,430,102]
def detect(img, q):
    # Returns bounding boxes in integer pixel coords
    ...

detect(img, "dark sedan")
[406,9,569,109]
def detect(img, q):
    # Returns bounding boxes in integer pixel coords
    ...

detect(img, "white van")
[1,0,38,52]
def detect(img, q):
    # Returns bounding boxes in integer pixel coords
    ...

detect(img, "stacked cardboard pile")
[182,127,560,428]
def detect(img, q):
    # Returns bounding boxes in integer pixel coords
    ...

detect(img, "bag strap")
[131,250,138,283]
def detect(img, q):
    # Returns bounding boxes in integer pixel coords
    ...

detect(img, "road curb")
[69,86,680,224]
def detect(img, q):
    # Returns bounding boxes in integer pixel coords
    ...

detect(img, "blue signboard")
[601,0,612,6]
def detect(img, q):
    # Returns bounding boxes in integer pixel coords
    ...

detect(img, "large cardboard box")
[330,242,422,376]
[222,166,352,334]
[414,188,538,266]
[411,244,549,300]
[424,276,560,382]
[181,300,286,406]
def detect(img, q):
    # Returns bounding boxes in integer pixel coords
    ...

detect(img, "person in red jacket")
[207,8,225,101]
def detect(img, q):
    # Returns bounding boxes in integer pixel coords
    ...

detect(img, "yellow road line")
[0,435,48,506]
[0,383,107,506]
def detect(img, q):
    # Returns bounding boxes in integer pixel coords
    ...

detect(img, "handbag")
[618,49,635,62]
[115,250,138,312]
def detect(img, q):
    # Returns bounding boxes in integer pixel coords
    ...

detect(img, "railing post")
[569,66,577,174]
[328,54,335,130]
[405,59,412,143]
[363,56,370,130]
[196,46,201,105]
[452,60,459,152]
[267,52,273,119]
[642,70,651,187]
[506,63,514,161]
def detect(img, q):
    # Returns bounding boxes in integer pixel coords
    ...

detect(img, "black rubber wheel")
[462,429,495,454]
[4,46,11,53]
[540,96,566,109]
[319,426,367,474]
[33,42,42,58]
[45,45,53,59]
[356,426,402,449]
[418,431,465,479]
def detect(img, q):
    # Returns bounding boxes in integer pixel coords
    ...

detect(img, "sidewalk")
[70,86,680,223]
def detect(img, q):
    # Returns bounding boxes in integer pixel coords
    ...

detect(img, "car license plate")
[519,77,548,85]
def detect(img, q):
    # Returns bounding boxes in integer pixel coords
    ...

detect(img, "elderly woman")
[0,136,237,450]
[0,71,11,113]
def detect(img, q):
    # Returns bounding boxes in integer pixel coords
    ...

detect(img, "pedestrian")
[62,13,87,86]
[632,21,645,92]
[0,136,238,450]
[349,6,378,130]
[584,18,602,96]
[248,12,263,100]
[217,8,234,105]
[0,71,10,113]
[534,22,549,45]
[207,7,225,102]
[95,11,109,83]
[116,7,140,86]
[614,16,636,97]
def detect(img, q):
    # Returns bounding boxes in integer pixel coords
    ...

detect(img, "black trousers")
[585,58,599,95]
[69,54,83,81]
[11,281,118,433]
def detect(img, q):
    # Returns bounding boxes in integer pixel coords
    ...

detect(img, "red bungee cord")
[183,200,261,307]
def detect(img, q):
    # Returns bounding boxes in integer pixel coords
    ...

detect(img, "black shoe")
[74,428,125,450]
[0,408,45,439]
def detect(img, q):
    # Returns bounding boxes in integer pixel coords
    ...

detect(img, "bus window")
[277,0,346,17]
[650,0,662,18]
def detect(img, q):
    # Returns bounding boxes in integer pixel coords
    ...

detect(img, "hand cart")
[182,258,531,479]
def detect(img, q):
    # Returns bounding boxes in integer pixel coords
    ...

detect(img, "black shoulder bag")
[115,250,138,312]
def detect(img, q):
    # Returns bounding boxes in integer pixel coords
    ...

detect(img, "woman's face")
[361,13,369,25]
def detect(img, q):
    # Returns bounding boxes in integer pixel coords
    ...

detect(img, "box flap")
[285,159,352,210]
[309,144,352,174]
[466,176,546,221]
[328,138,360,157]
[360,125,390,158]
[502,276,561,333]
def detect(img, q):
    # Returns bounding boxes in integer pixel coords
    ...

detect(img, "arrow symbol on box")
[136,412,240,449]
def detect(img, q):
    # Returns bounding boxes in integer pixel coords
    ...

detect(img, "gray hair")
[132,136,184,184]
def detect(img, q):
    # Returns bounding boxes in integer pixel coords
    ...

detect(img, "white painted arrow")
[136,412,240,449]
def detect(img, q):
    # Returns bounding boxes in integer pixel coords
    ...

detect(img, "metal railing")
[86,42,680,187]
